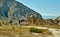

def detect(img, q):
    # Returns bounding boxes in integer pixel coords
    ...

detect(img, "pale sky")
[15,0,60,19]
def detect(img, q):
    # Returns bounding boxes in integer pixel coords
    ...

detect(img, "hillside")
[0,0,42,20]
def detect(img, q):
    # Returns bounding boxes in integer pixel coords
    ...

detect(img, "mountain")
[0,0,42,20]
[55,16,60,21]
[42,16,57,19]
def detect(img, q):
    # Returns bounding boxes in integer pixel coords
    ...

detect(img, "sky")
[15,0,60,19]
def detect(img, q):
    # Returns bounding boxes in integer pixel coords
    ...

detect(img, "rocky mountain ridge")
[0,0,42,20]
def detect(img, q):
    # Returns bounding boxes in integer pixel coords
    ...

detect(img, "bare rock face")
[0,0,42,20]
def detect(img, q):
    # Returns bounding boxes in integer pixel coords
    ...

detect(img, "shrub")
[30,28,43,33]
[30,28,52,35]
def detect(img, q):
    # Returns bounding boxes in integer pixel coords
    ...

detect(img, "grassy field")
[26,24,60,29]
[0,25,52,37]
[38,24,60,29]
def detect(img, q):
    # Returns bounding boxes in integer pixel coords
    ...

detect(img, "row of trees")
[27,15,59,26]
[9,20,25,25]
[0,15,60,26]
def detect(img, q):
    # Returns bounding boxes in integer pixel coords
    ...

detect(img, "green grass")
[30,27,52,35]
[30,28,43,33]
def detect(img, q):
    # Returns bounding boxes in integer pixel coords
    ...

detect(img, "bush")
[30,28,52,35]
[30,28,43,33]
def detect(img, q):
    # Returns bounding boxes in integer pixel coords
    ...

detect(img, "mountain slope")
[0,0,42,20]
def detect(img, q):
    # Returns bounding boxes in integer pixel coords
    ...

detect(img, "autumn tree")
[29,15,36,24]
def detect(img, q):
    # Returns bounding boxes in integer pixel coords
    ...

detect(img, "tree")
[19,20,21,24]
[30,15,36,24]
[10,20,13,25]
